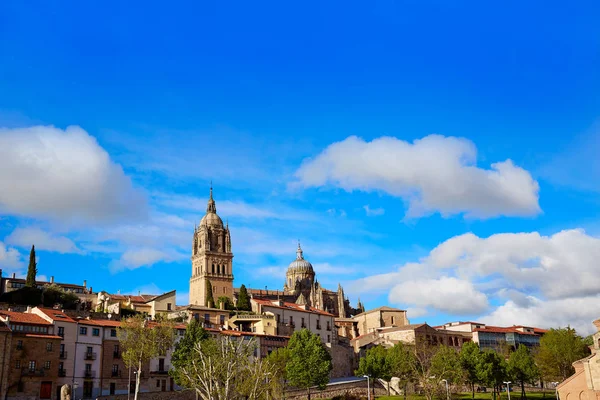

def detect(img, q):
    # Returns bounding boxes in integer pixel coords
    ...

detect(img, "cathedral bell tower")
[189,187,234,307]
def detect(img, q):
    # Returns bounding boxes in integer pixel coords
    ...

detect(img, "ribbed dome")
[288,243,314,273]
[200,212,223,228]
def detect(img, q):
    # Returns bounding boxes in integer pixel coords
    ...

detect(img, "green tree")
[507,345,539,400]
[535,327,589,382]
[119,315,174,400]
[41,284,79,309]
[387,342,415,400]
[217,295,235,311]
[170,319,208,387]
[477,350,507,400]
[286,329,332,400]
[237,284,252,311]
[460,341,481,399]
[411,340,463,400]
[206,280,214,307]
[25,245,37,287]
[267,347,290,384]
[356,345,392,396]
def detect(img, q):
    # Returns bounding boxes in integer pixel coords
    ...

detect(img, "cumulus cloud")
[348,228,600,331]
[363,205,385,217]
[0,241,22,270]
[109,248,186,272]
[6,227,82,254]
[0,125,147,224]
[389,277,489,315]
[294,135,540,219]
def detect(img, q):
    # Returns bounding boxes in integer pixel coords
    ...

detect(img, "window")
[80,327,88,335]
[220,315,225,326]
[391,316,395,325]
[112,364,118,373]
[159,358,165,372]
[58,327,64,337]
[111,329,117,337]
[92,328,100,336]
[16,340,23,350]
[59,362,64,370]
[85,364,92,372]
[223,287,225,294]
[46,342,53,351]
[289,316,294,326]
[326,321,331,331]
[204,314,210,323]
[44,361,51,370]
[110,383,116,396]
[15,360,20,369]
[156,380,160,388]
[327,335,331,343]
[301,318,305,328]
[167,303,172,311]
[316,320,321,330]
[29,361,36,372]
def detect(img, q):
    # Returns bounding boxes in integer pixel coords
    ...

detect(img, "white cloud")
[294,135,540,219]
[388,277,489,315]
[0,125,147,224]
[363,205,385,217]
[0,241,22,270]
[6,227,82,254]
[109,248,186,272]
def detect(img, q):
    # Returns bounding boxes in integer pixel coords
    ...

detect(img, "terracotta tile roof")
[0,311,52,325]
[253,298,335,316]
[79,319,121,327]
[474,326,537,335]
[35,308,76,323]
[205,328,290,339]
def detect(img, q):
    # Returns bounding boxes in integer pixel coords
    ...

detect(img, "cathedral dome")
[200,186,224,228]
[287,243,314,273]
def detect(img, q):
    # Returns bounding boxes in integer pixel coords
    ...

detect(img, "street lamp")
[363,375,371,400]
[504,381,512,400]
[441,379,449,400]
[552,382,560,400]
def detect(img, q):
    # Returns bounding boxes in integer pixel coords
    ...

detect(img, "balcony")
[84,370,95,379]
[326,326,332,331]
[58,369,67,377]
[151,369,168,375]
[22,368,44,377]
[84,352,97,360]
[113,351,121,359]
[59,351,68,359]
[111,370,122,378]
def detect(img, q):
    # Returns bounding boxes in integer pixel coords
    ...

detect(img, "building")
[0,320,11,400]
[352,306,410,338]
[188,188,362,318]
[96,290,176,319]
[438,321,546,351]
[173,304,230,329]
[251,297,336,344]
[189,187,234,307]
[0,310,62,400]
[557,319,600,400]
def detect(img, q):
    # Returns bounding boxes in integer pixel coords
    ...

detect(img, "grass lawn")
[371,392,556,400]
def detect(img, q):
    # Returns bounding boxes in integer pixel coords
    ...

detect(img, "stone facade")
[189,188,234,307]
[352,306,410,338]
[0,322,12,400]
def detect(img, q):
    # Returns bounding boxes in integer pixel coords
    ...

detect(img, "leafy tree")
[460,341,481,399]
[507,345,539,400]
[237,284,252,311]
[41,284,79,309]
[170,319,208,387]
[118,315,174,400]
[535,327,589,382]
[206,280,214,307]
[388,342,415,400]
[25,245,37,287]
[174,335,276,400]
[267,347,290,389]
[286,329,332,400]
[411,340,463,400]
[477,350,508,400]
[356,345,392,396]
[217,295,235,311]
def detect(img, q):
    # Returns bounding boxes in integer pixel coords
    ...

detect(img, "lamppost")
[552,382,560,400]
[363,375,371,400]
[441,379,449,400]
[504,381,512,400]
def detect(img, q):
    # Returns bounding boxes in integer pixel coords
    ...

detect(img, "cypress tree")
[237,284,251,311]
[205,280,214,308]
[25,245,37,287]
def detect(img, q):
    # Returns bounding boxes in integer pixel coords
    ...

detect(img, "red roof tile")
[79,319,121,327]
[35,308,76,323]
[253,298,335,316]
[0,311,52,325]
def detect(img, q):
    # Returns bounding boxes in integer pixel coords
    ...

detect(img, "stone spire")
[296,240,303,260]
[206,184,217,213]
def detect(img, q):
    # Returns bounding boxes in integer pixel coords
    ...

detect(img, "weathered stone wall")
[0,330,12,400]
[328,343,356,378]
[285,380,387,400]
[98,390,196,400]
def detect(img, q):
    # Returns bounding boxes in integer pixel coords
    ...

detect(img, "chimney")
[12,273,16,279]
[89,286,92,294]
[83,280,87,288]
[26,306,32,313]
[50,276,54,284]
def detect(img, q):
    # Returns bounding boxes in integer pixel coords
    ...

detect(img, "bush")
[331,393,364,400]
[0,287,43,306]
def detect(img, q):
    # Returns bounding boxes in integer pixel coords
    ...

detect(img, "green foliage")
[411,342,462,400]
[286,329,333,394]
[535,327,589,382]
[237,284,252,311]
[430,345,463,384]
[0,286,42,306]
[477,350,507,398]
[387,342,415,388]
[170,319,208,387]
[206,280,214,307]
[267,347,290,382]
[25,245,37,287]
[41,284,79,309]
[356,345,392,391]
[460,341,481,399]
[217,295,235,311]
[508,345,539,400]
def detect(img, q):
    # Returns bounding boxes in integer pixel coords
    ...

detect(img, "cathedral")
[189,188,364,318]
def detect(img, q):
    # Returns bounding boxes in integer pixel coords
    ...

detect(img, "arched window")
[212,264,215,274]
[218,265,221,274]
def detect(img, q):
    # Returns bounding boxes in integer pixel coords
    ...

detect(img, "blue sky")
[1,1,599,333]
